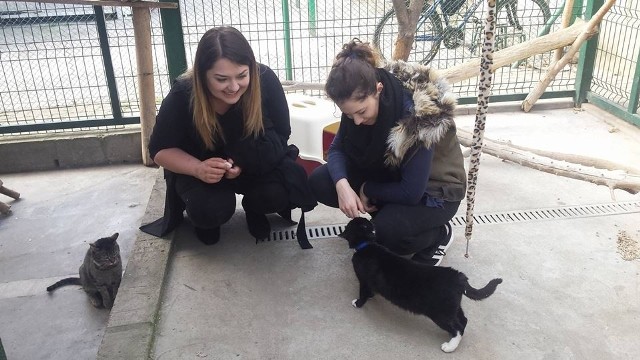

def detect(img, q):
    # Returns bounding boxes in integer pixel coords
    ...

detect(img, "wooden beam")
[554,0,576,62]
[439,18,588,84]
[281,20,589,92]
[14,0,178,9]
[281,81,325,91]
[132,6,156,166]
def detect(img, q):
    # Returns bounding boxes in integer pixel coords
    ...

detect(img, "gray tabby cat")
[47,233,122,309]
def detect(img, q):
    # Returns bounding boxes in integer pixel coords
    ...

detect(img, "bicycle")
[372,0,552,65]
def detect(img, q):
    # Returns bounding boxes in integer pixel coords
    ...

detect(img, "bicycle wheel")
[494,0,551,50]
[372,8,443,65]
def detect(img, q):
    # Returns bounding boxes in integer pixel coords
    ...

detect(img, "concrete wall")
[0,129,144,174]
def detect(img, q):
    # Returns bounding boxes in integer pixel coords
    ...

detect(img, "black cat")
[339,217,502,353]
[47,233,122,309]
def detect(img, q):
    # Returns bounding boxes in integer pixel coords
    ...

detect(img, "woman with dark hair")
[140,27,315,248]
[309,39,466,265]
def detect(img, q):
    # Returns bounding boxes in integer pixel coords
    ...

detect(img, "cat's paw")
[352,298,366,308]
[441,332,462,353]
[88,296,103,308]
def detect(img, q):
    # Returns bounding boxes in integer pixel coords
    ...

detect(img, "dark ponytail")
[325,39,381,104]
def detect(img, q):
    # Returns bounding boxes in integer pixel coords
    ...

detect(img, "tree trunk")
[393,36,415,61]
[391,0,425,61]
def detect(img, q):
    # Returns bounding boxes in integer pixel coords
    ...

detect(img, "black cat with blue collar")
[339,217,502,352]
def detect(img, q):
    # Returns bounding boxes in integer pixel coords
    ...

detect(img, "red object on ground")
[295,121,339,176]
[322,122,340,162]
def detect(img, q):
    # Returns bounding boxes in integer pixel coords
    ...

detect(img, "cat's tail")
[46,277,81,292]
[464,278,503,300]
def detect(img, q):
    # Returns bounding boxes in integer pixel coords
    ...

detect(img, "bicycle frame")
[415,0,483,42]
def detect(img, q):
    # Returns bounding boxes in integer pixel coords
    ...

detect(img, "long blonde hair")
[190,26,263,150]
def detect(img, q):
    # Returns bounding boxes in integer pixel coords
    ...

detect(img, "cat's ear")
[110,233,119,241]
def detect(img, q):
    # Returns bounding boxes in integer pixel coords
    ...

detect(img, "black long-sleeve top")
[148,64,290,175]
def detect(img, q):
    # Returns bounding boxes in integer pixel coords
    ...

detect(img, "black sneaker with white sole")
[431,222,454,266]
[411,222,454,266]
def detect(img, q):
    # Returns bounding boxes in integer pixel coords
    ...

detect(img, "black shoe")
[194,227,221,245]
[245,210,271,241]
[411,222,454,266]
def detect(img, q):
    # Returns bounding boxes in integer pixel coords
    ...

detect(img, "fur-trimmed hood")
[382,60,457,167]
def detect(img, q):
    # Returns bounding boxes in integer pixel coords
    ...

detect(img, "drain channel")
[265,201,640,242]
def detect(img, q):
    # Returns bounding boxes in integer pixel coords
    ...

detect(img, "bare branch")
[457,129,640,194]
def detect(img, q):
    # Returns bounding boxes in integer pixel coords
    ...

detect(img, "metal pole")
[308,0,316,36]
[574,0,604,107]
[160,0,187,83]
[628,35,640,114]
[282,0,293,80]
[94,5,122,120]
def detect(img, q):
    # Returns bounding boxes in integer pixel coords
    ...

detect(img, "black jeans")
[309,164,460,255]
[174,173,289,230]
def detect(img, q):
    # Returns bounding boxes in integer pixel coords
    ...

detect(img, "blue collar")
[355,242,370,251]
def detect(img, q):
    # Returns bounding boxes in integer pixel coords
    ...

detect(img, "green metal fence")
[575,0,640,127]
[0,0,638,135]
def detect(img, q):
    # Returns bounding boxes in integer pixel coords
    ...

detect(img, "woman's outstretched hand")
[336,179,366,218]
[195,157,232,184]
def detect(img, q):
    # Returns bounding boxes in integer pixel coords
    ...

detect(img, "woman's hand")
[359,183,378,213]
[195,157,232,184]
[336,179,365,218]
[224,158,242,180]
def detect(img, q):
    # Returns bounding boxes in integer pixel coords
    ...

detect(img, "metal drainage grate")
[264,201,640,242]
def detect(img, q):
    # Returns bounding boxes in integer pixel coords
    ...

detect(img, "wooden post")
[16,0,178,166]
[522,0,616,113]
[132,7,155,166]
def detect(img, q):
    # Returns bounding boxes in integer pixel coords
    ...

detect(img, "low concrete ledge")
[0,128,143,174]
[97,169,174,360]
[99,323,155,360]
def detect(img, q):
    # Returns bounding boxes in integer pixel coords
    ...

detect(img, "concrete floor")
[1,103,639,359]
[0,165,157,360]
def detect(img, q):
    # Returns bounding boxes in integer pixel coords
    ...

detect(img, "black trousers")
[174,173,290,230]
[309,164,460,255]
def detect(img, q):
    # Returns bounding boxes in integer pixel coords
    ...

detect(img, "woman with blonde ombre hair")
[140,27,316,247]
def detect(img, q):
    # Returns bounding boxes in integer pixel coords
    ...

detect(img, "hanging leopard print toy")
[464,0,497,256]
